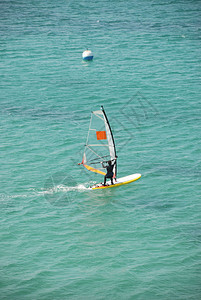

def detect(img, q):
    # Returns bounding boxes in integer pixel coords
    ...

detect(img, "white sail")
[80,106,117,177]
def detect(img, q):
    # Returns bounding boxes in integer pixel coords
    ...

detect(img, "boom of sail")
[79,106,117,177]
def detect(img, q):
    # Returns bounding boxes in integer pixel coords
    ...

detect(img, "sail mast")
[101,106,117,178]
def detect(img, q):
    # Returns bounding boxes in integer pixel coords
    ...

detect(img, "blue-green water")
[1,0,201,299]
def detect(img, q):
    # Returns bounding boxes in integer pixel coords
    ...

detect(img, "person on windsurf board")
[102,158,117,186]
[77,106,141,190]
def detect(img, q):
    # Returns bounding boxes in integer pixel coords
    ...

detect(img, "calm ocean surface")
[1,0,201,299]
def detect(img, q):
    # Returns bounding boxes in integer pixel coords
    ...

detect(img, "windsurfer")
[102,158,117,186]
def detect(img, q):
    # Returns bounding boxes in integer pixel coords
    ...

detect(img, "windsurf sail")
[79,106,117,178]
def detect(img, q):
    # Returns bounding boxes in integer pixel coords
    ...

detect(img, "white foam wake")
[38,183,89,196]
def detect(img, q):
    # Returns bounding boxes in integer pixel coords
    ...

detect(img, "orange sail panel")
[96,131,107,140]
[83,164,106,175]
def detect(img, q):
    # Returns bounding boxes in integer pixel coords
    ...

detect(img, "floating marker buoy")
[82,49,93,61]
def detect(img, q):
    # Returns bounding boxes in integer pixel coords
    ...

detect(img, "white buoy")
[82,49,93,61]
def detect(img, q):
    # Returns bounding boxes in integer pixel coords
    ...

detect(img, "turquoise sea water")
[1,0,201,299]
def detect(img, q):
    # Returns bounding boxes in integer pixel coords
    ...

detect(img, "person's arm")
[112,157,117,165]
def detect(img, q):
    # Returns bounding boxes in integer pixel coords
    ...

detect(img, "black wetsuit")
[103,161,115,185]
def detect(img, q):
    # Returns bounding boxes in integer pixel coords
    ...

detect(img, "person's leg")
[111,177,114,185]
[104,175,106,186]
